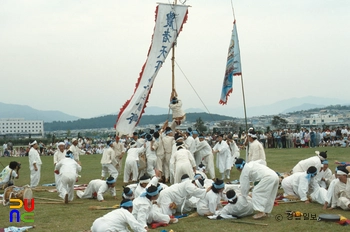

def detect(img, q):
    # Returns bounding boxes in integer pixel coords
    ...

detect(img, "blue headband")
[121,201,133,208]
[194,174,202,180]
[192,131,199,135]
[108,141,113,146]
[213,182,225,189]
[171,99,177,104]
[125,188,132,196]
[157,185,162,192]
[140,133,146,137]
[235,161,245,169]
[322,160,328,164]
[306,171,317,181]
[199,135,205,139]
[165,130,172,135]
[65,153,74,159]
[146,189,159,197]
[106,178,116,184]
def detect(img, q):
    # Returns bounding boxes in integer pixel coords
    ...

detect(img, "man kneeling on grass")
[91,199,147,232]
[76,176,116,202]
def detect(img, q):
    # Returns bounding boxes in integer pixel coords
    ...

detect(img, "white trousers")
[146,156,157,177]
[123,160,138,183]
[30,164,41,188]
[202,154,215,179]
[101,163,119,179]
[59,172,76,202]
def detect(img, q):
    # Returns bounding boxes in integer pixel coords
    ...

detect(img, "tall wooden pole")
[171,0,177,92]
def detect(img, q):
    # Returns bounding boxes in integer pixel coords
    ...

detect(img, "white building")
[0,118,44,137]
[304,114,338,125]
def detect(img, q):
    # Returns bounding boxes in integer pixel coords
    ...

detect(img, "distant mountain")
[206,96,350,117]
[0,102,79,122]
[185,108,205,113]
[143,106,168,115]
[44,112,234,131]
[282,103,326,114]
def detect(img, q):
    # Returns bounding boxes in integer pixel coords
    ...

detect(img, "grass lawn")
[1,147,350,232]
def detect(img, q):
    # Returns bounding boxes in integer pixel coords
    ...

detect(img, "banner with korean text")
[115,4,188,136]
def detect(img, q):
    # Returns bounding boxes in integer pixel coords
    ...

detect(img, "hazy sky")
[1,0,349,118]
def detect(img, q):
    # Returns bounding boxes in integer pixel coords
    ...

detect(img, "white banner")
[115,4,189,136]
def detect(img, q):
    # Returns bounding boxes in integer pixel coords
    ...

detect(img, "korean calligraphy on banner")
[115,3,189,136]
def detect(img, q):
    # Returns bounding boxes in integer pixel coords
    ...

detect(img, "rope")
[174,60,215,122]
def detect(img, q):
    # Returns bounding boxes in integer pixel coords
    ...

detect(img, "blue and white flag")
[219,20,241,105]
[115,4,189,136]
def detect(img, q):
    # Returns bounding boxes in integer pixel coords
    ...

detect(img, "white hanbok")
[76,179,116,201]
[228,140,240,166]
[325,178,339,206]
[196,190,223,216]
[195,140,215,179]
[145,140,157,177]
[169,99,185,119]
[157,179,206,215]
[292,156,322,173]
[53,150,66,191]
[162,135,174,180]
[170,149,196,184]
[316,168,333,188]
[91,208,146,232]
[55,158,81,201]
[28,147,42,188]
[124,147,145,183]
[247,139,266,165]
[332,179,350,210]
[69,144,85,162]
[281,171,318,201]
[112,141,126,172]
[213,141,231,174]
[101,146,118,179]
[215,195,254,218]
[239,161,279,214]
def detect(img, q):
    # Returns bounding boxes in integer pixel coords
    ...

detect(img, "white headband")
[227,194,237,201]
[29,140,37,146]
[195,179,204,189]
[57,142,65,147]
[139,179,150,184]
[248,133,257,138]
[337,170,348,176]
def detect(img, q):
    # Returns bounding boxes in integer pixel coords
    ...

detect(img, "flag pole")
[231,0,249,159]
[171,0,177,92]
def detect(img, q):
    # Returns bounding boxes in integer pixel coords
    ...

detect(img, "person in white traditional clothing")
[316,160,333,188]
[208,189,254,219]
[0,161,20,189]
[153,131,165,179]
[195,134,215,179]
[157,178,207,216]
[247,128,266,165]
[184,128,196,158]
[77,176,116,201]
[330,166,350,210]
[124,142,146,184]
[162,127,175,183]
[323,166,341,209]
[91,199,147,232]
[55,151,82,203]
[69,138,86,164]
[281,166,319,203]
[133,174,151,198]
[169,89,186,126]
[100,140,118,180]
[170,142,196,184]
[112,136,126,172]
[133,185,177,230]
[197,179,225,216]
[122,186,135,200]
[28,140,42,188]
[235,158,279,219]
[145,134,157,177]
[213,134,231,180]
[292,151,327,173]
[53,142,66,192]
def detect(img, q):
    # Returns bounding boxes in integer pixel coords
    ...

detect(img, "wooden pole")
[171,0,177,92]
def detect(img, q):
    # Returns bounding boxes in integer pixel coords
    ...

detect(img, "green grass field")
[1,147,350,232]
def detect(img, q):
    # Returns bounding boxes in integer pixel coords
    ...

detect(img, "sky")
[1,0,350,119]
